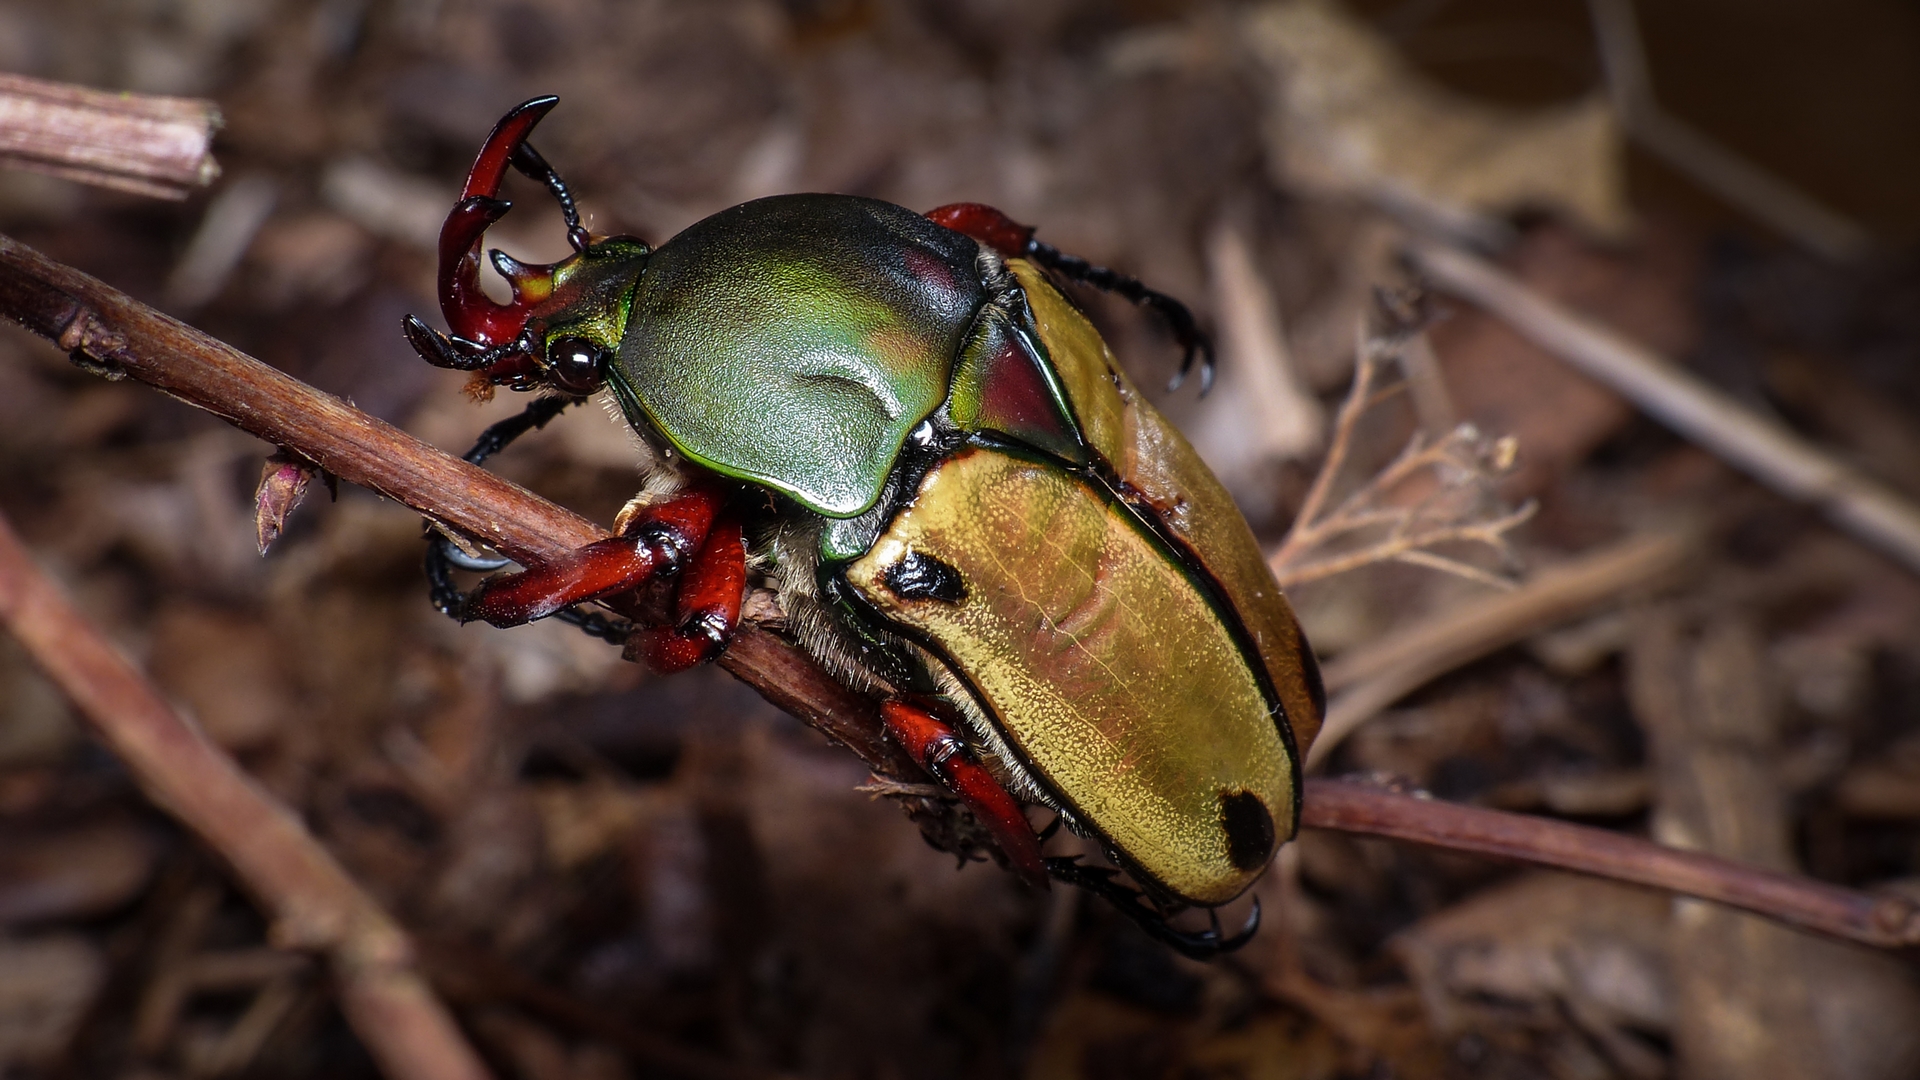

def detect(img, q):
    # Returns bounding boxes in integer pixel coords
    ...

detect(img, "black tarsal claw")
[1043,857,1260,961]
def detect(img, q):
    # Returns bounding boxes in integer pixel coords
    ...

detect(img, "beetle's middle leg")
[924,201,1216,392]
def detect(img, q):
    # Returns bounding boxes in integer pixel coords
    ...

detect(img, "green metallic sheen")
[539,238,648,351]
[611,195,986,518]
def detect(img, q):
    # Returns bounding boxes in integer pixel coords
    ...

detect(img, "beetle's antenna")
[509,141,592,254]
[1043,857,1259,960]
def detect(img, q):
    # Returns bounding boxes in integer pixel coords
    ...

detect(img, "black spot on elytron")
[1219,790,1275,872]
[882,550,968,603]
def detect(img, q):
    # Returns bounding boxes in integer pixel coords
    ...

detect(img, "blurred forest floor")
[2,1,1920,1078]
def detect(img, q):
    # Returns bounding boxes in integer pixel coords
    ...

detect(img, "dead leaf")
[1243,0,1631,240]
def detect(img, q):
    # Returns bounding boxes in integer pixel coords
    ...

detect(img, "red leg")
[924,203,1035,260]
[465,485,724,627]
[880,700,1048,890]
[632,515,746,673]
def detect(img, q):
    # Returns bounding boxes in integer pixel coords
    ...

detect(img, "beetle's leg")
[632,514,746,672]
[1043,858,1260,961]
[425,395,584,618]
[1026,241,1214,394]
[457,395,581,467]
[880,700,1049,890]
[924,202,1216,393]
[463,484,726,628]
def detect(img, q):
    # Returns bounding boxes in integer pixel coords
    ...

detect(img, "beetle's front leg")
[631,514,746,672]
[463,484,726,627]
[880,700,1048,890]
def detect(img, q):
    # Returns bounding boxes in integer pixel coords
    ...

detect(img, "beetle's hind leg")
[881,700,1049,890]
[1024,241,1215,394]
[924,202,1215,392]
[1043,858,1260,961]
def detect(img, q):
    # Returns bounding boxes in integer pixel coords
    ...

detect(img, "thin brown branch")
[0,73,220,199]
[1408,240,1920,578]
[0,230,919,783]
[0,509,491,1080]
[1303,777,1920,949]
[0,231,1914,953]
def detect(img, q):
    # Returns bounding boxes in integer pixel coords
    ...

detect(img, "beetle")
[402,97,1325,958]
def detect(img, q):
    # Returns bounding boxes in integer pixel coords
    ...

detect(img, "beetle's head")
[402,96,648,398]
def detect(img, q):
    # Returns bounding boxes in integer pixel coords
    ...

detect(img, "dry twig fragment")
[1587,0,1871,262]
[1190,217,1325,516]
[1409,240,1920,579]
[0,509,493,1080]
[1309,528,1696,767]
[0,74,220,200]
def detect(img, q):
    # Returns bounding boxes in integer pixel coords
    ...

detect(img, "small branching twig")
[3,233,1918,953]
[0,74,220,199]
[1270,297,1534,589]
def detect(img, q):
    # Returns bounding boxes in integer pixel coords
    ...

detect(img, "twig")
[0,74,220,199]
[1301,778,1920,950]
[0,509,491,1080]
[1586,0,1871,262]
[1407,240,1920,579]
[1189,216,1324,506]
[1270,322,1532,589]
[1309,528,1697,767]
[0,231,1913,952]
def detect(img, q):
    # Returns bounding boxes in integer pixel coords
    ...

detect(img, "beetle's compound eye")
[1219,790,1275,871]
[546,336,607,394]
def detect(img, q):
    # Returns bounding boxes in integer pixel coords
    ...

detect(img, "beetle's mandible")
[403,97,1326,958]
